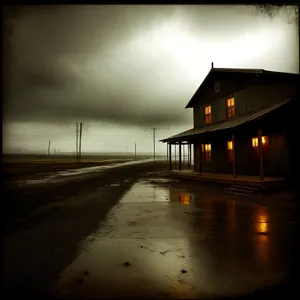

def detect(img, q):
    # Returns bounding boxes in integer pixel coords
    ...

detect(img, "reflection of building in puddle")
[178,194,192,205]
[169,189,193,205]
[254,206,270,266]
[227,200,236,232]
[202,198,213,230]
[256,207,269,234]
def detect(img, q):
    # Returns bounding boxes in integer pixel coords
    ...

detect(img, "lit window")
[201,143,211,162]
[226,97,235,118]
[204,105,212,124]
[252,138,258,147]
[227,140,233,161]
[252,136,268,148]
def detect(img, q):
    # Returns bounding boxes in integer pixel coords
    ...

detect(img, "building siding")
[193,77,296,127]
[234,83,296,115]
[192,123,290,178]
[173,71,299,181]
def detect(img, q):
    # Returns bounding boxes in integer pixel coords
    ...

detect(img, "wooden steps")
[225,183,262,196]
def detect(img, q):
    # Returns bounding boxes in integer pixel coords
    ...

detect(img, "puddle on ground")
[120,180,194,204]
[147,178,174,183]
[54,184,296,299]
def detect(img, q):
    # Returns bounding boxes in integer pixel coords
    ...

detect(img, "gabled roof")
[185,67,298,108]
[160,97,293,143]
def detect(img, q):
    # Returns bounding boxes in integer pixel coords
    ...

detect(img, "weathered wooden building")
[160,66,299,185]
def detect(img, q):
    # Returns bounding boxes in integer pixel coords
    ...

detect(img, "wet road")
[3,163,300,299]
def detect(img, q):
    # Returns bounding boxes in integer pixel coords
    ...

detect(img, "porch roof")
[160,97,293,143]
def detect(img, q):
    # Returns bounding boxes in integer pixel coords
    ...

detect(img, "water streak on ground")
[17,158,164,186]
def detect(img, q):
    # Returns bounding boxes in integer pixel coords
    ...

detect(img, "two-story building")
[160,65,299,186]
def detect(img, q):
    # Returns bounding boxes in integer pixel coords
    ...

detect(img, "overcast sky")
[3,4,299,154]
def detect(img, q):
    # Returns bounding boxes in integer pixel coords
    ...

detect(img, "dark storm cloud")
[24,66,78,89]
[3,5,192,127]
[3,5,298,128]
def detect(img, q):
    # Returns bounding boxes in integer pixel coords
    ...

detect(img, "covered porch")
[169,169,285,190]
[161,98,292,185]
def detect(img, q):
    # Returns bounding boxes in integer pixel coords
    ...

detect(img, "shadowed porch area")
[170,169,285,190]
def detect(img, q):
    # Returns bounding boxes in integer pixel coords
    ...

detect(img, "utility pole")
[135,143,137,160]
[79,122,83,163]
[76,123,79,163]
[151,128,156,161]
[48,140,51,156]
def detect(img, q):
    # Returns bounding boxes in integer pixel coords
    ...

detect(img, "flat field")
[3,153,151,181]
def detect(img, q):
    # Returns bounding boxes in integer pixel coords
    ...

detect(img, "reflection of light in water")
[178,194,191,205]
[227,200,236,231]
[256,208,268,234]
[255,207,270,266]
[259,221,268,234]
[256,234,269,265]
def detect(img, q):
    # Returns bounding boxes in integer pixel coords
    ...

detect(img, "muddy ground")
[2,153,152,182]
[2,160,300,299]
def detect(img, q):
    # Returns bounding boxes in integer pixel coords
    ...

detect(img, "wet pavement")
[14,158,158,186]
[51,177,299,299]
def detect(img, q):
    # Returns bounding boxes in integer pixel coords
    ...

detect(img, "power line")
[79,122,83,163]
[76,123,79,163]
[48,140,51,156]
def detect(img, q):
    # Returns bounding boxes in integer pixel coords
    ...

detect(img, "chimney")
[211,62,214,69]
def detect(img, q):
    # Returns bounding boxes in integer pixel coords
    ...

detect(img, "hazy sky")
[3,5,299,154]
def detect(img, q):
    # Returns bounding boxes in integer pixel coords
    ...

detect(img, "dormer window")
[204,105,212,124]
[226,97,235,118]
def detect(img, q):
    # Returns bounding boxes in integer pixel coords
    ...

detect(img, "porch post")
[258,128,264,181]
[232,133,237,178]
[193,142,196,172]
[167,142,169,163]
[179,142,182,170]
[169,143,172,171]
[183,143,185,169]
[199,140,202,175]
[190,143,192,168]
[188,143,191,168]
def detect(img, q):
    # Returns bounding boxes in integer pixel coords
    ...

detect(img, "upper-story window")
[204,105,212,124]
[226,97,235,118]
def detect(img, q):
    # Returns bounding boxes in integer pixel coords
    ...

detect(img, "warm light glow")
[226,97,234,107]
[204,105,211,115]
[252,136,268,147]
[256,209,268,234]
[179,194,191,205]
[227,141,233,150]
[252,138,258,147]
[205,144,211,151]
[253,207,270,265]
